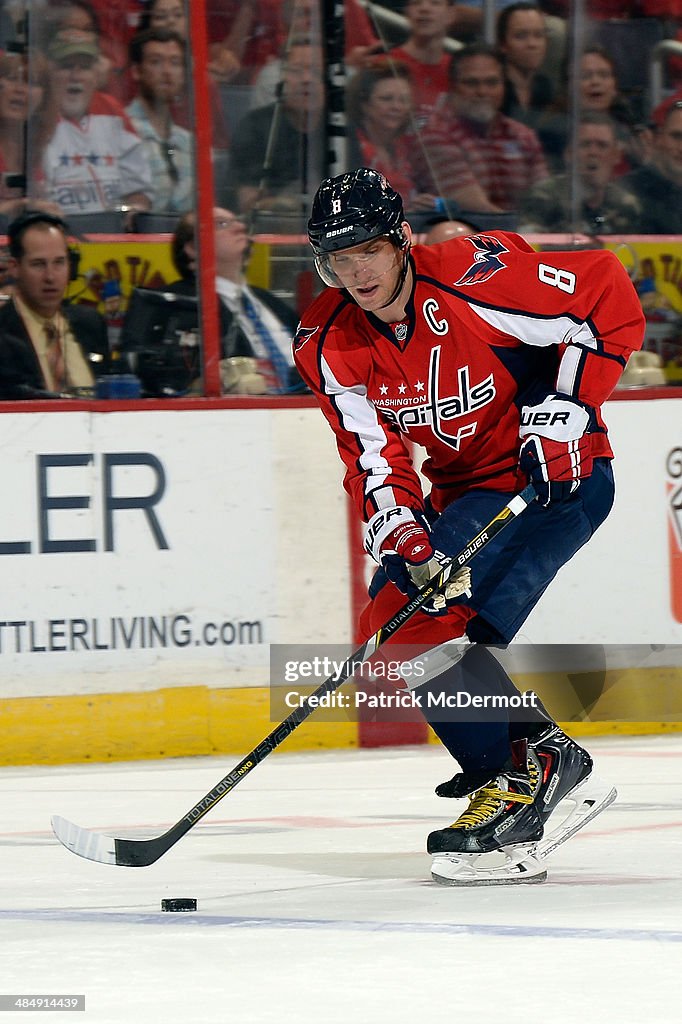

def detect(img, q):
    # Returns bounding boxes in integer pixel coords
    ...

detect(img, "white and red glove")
[518,394,595,507]
[364,506,471,613]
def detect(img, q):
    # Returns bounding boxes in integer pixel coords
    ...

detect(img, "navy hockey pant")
[358,460,615,773]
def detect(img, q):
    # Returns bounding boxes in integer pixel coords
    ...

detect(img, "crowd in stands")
[1,0,682,394]
[0,0,682,230]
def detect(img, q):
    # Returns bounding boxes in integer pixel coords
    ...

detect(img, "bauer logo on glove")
[364,505,472,615]
[518,394,595,507]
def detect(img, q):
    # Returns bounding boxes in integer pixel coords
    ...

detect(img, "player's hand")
[406,556,472,614]
[364,506,472,614]
[518,394,595,506]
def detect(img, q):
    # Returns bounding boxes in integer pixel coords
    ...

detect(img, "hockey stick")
[52,484,537,867]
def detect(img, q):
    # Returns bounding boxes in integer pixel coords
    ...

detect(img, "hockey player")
[294,167,645,886]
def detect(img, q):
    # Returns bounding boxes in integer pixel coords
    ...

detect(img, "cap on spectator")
[47,29,99,65]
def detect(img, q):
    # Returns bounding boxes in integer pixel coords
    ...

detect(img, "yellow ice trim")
[0,685,358,766]
[427,666,682,742]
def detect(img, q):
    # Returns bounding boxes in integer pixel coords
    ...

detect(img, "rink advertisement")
[0,405,354,764]
[0,409,274,696]
[2,396,681,765]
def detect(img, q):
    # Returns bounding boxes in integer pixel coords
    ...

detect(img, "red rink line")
[7,813,682,841]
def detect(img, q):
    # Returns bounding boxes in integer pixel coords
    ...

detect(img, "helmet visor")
[314,237,402,289]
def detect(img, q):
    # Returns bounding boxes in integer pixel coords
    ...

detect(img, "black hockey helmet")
[308,167,409,286]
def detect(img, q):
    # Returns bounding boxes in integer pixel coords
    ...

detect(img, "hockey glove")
[518,394,595,507]
[364,506,471,614]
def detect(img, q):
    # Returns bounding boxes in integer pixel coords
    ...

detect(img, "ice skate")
[428,741,548,886]
[429,696,617,885]
[526,695,618,860]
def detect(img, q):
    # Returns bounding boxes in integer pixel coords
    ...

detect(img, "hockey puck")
[161,898,197,913]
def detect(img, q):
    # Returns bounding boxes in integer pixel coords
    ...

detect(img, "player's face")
[452,56,504,124]
[328,237,404,309]
[500,10,547,73]
[579,53,617,112]
[135,40,184,103]
[13,227,70,318]
[53,55,98,120]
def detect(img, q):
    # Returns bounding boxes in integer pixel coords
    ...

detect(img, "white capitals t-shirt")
[43,93,154,215]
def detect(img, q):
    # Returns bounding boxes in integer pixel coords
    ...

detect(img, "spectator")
[163,208,304,394]
[414,43,549,213]
[518,112,642,234]
[0,52,61,220]
[46,1,121,98]
[42,29,153,218]
[622,102,682,234]
[388,0,454,130]
[125,28,193,213]
[139,0,229,149]
[204,0,282,84]
[345,60,437,211]
[569,45,650,173]
[0,210,108,398]
[341,0,384,70]
[497,3,565,168]
[203,0,379,86]
[229,39,325,213]
[497,3,555,131]
[575,46,632,122]
[250,0,381,110]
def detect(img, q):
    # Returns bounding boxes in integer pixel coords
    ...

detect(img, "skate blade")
[431,844,547,887]
[536,775,617,861]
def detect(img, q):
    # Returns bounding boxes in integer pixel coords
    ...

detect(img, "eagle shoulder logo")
[454,235,509,286]
[293,323,319,352]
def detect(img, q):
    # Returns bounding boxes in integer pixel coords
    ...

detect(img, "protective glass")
[314,238,402,288]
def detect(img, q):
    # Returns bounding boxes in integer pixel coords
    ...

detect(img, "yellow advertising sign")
[65,237,178,317]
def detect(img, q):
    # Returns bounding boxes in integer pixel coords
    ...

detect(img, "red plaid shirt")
[414,108,549,211]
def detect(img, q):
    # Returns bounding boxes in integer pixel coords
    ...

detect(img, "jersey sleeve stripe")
[556,344,582,396]
[320,353,397,509]
[468,302,598,350]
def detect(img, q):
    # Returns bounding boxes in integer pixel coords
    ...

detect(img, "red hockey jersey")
[294,232,645,520]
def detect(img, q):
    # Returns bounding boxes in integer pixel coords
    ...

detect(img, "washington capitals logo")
[374,346,496,452]
[293,323,319,352]
[454,235,509,286]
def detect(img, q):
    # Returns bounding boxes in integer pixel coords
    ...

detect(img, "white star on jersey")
[379,384,388,395]
[415,381,425,391]
[398,383,407,394]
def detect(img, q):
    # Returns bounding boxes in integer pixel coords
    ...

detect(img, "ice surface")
[1,736,681,1023]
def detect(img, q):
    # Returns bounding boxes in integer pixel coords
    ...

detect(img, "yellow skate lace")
[449,756,541,831]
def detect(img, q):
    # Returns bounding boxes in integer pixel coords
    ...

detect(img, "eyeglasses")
[159,141,178,184]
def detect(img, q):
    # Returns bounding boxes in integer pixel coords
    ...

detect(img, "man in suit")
[163,206,305,394]
[0,210,108,399]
